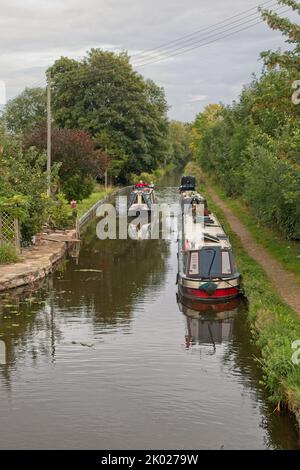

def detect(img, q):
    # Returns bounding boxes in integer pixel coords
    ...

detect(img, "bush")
[48,193,72,230]
[62,175,95,202]
[0,244,19,264]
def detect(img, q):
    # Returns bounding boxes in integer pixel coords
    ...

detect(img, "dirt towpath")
[207,186,300,315]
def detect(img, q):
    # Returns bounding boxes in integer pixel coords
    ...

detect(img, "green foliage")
[4,87,46,134]
[62,175,95,202]
[0,125,66,242]
[76,186,112,219]
[192,68,300,238]
[259,0,300,71]
[169,121,193,166]
[48,193,72,230]
[192,5,300,239]
[49,49,170,182]
[0,244,19,264]
[131,163,176,185]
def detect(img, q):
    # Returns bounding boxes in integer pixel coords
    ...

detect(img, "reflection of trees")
[0,278,62,384]
[53,218,170,327]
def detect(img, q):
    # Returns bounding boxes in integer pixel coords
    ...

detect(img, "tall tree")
[4,87,46,134]
[24,124,102,200]
[49,49,170,182]
[259,0,300,71]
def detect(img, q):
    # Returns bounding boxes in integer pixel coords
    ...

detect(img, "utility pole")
[104,145,108,191]
[47,71,52,196]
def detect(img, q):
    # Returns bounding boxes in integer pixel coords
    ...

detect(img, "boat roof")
[183,213,232,250]
[180,190,206,201]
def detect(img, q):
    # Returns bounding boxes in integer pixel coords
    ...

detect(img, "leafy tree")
[259,0,300,71]
[24,124,103,200]
[49,49,170,182]
[0,124,58,241]
[169,121,193,167]
[4,87,46,134]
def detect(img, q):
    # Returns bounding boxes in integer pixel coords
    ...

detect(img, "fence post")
[0,213,3,247]
[14,218,21,254]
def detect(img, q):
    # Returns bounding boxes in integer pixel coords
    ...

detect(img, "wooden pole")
[47,71,52,197]
[14,218,21,253]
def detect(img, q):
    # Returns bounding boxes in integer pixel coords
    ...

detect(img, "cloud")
[190,95,207,102]
[0,0,295,121]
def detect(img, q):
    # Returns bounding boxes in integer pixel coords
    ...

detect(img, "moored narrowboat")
[127,183,156,218]
[179,175,209,216]
[177,210,241,302]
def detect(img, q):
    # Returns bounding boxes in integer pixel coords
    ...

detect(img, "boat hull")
[178,274,241,302]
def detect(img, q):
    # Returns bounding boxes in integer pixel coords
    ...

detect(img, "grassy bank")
[184,161,300,420]
[76,185,114,219]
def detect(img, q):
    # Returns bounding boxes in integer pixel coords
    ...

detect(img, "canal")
[0,182,299,449]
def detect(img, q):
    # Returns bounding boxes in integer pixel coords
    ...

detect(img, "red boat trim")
[184,286,239,299]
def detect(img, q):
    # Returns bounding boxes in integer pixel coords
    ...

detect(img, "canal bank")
[183,162,300,426]
[0,182,299,449]
[0,187,125,293]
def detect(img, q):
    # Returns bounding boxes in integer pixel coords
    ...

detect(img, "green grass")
[77,185,114,219]
[184,162,300,418]
[0,244,19,264]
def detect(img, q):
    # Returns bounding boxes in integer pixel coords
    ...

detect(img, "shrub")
[48,193,72,229]
[62,175,95,202]
[0,244,19,264]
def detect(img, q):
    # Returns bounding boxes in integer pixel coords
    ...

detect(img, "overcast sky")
[0,0,295,121]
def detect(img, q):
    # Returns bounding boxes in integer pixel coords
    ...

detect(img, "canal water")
[0,183,299,450]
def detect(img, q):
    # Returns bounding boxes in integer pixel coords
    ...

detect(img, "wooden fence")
[0,210,20,253]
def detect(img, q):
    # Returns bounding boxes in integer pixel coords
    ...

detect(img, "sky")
[0,0,296,121]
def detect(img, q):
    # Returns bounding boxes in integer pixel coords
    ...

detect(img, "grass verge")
[76,185,114,219]
[184,161,300,421]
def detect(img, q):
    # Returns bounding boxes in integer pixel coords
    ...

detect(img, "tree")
[4,87,46,134]
[259,0,300,71]
[169,121,193,167]
[0,124,56,241]
[24,124,101,200]
[49,49,170,182]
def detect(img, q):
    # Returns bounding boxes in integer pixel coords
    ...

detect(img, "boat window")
[199,248,221,278]
[142,192,152,209]
[188,251,200,276]
[221,251,232,275]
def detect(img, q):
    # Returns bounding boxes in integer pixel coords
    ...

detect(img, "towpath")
[207,186,300,315]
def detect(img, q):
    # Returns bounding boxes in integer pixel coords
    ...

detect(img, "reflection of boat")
[128,221,151,240]
[177,295,239,348]
[128,185,156,218]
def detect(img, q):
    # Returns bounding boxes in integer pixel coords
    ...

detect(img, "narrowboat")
[179,175,209,216]
[177,209,241,302]
[127,184,156,218]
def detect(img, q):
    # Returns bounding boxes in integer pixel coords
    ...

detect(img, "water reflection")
[178,296,238,351]
[0,183,299,449]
